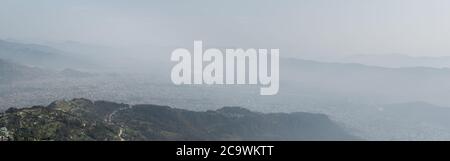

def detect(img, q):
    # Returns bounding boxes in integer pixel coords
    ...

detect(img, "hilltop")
[0,98,355,141]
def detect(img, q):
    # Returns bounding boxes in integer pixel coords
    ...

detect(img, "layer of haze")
[4,0,450,140]
[1,0,450,58]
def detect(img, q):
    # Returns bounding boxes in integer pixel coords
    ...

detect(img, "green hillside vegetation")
[0,98,355,141]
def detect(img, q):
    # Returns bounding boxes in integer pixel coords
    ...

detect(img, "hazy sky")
[1,0,450,57]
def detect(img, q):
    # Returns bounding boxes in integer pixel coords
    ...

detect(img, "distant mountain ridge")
[0,39,91,69]
[318,54,450,68]
[0,59,50,83]
[0,98,356,141]
[281,57,450,106]
[0,58,95,84]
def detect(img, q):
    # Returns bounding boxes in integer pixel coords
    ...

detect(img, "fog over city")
[2,0,450,140]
